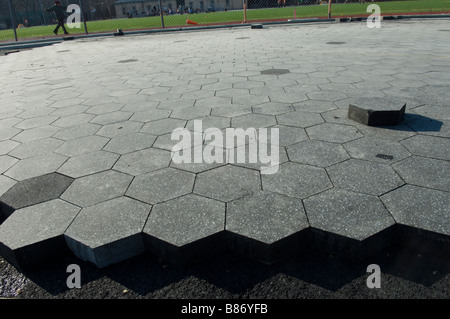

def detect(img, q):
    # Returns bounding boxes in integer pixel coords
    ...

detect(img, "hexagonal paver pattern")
[262,162,332,199]
[0,173,74,219]
[227,190,309,263]
[327,159,404,196]
[287,140,350,167]
[0,199,80,269]
[400,134,450,161]
[113,148,171,176]
[126,167,195,204]
[194,165,261,202]
[61,170,133,207]
[392,156,450,192]
[344,137,411,164]
[306,123,363,143]
[57,151,119,178]
[381,185,450,237]
[276,111,324,128]
[304,188,395,258]
[143,194,225,264]
[64,197,151,268]
[5,153,68,181]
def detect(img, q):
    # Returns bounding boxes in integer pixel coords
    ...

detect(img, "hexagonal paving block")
[0,199,80,269]
[8,138,63,159]
[287,140,350,167]
[276,111,324,128]
[143,194,225,264]
[170,145,227,173]
[327,159,404,196]
[5,153,68,181]
[140,118,187,136]
[64,196,151,268]
[0,173,74,219]
[103,132,156,155]
[381,184,450,239]
[61,170,133,207]
[294,100,337,113]
[344,137,411,163]
[306,123,363,143]
[260,125,308,147]
[231,113,277,129]
[53,123,101,140]
[113,147,171,176]
[129,109,171,122]
[304,188,395,259]
[55,135,110,157]
[194,165,261,202]
[252,102,294,116]
[392,156,450,192]
[57,151,119,178]
[226,190,309,263]
[126,167,195,205]
[348,97,406,126]
[400,134,450,161]
[262,162,332,199]
[95,121,143,138]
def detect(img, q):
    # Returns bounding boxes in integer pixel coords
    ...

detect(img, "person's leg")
[58,19,69,35]
[54,21,60,35]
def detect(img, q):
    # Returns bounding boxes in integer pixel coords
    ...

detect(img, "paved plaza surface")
[0,18,449,298]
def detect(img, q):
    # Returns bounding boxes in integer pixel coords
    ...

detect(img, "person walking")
[46,1,69,35]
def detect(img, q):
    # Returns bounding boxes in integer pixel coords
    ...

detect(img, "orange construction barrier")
[186,19,198,25]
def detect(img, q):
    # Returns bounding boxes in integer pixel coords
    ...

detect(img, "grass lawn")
[1,0,449,41]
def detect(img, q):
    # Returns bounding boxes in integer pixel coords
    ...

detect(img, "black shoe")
[53,30,58,35]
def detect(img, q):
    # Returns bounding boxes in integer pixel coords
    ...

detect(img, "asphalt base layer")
[0,18,449,299]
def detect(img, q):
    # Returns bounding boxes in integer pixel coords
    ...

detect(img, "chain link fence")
[1,0,449,42]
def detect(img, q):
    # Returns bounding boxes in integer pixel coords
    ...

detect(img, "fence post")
[159,0,165,28]
[8,0,18,41]
[78,0,88,34]
[243,0,247,23]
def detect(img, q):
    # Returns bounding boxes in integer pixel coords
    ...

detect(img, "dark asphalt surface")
[1,240,448,301]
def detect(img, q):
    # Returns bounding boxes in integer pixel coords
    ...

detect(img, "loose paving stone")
[226,190,309,263]
[0,199,80,269]
[61,170,133,207]
[304,188,395,259]
[392,156,450,192]
[113,147,171,176]
[194,165,261,202]
[400,134,450,161]
[143,194,225,264]
[262,162,332,199]
[126,167,195,205]
[64,197,151,268]
[306,122,363,143]
[327,159,404,196]
[4,153,68,181]
[287,140,350,167]
[381,185,450,240]
[344,137,411,164]
[0,173,74,219]
[57,151,119,178]
[54,135,110,157]
[103,132,156,154]
[276,111,324,128]
[348,97,406,126]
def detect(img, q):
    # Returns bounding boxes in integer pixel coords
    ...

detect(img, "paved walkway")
[0,18,449,270]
